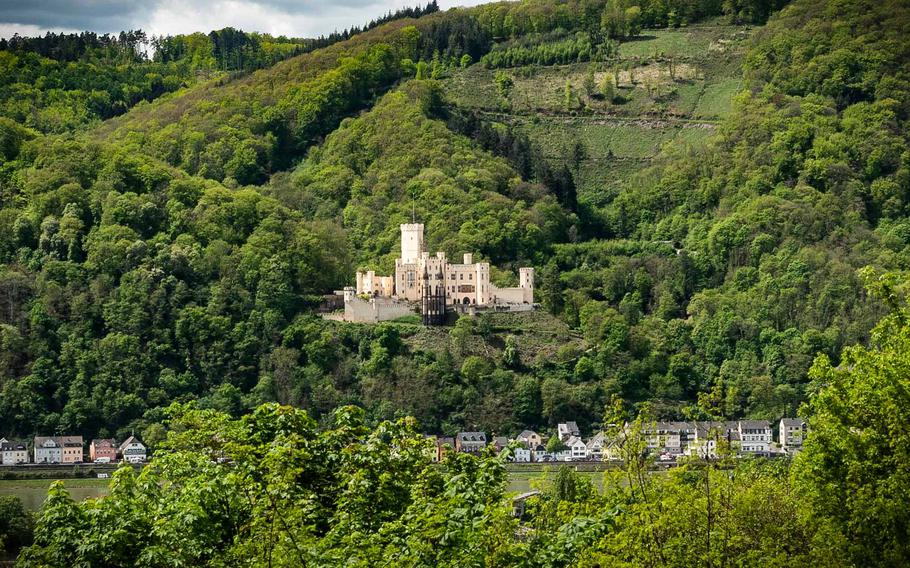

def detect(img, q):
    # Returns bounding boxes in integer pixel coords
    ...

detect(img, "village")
[2,418,807,469]
[0,435,147,466]
[432,418,808,463]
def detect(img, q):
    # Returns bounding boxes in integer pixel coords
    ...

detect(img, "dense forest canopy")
[0,0,906,454]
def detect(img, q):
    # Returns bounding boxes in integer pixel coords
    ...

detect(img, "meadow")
[0,478,109,511]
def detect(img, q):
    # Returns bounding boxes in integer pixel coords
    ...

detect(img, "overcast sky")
[0,0,493,40]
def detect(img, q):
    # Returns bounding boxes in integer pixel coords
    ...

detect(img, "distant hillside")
[2,0,907,445]
[268,81,571,271]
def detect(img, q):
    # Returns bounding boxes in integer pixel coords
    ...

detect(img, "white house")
[511,443,532,463]
[119,436,147,463]
[738,420,772,454]
[531,444,551,462]
[685,422,738,458]
[557,422,580,442]
[0,438,28,465]
[585,432,605,461]
[34,436,62,464]
[779,418,807,453]
[567,436,587,461]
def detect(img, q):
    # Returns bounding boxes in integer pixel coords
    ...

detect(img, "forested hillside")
[15,287,910,566]
[0,2,439,136]
[0,0,907,449]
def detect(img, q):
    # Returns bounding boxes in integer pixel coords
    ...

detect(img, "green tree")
[494,70,513,99]
[583,66,596,97]
[0,496,33,557]
[501,335,520,369]
[794,276,910,566]
[564,80,574,110]
[600,73,615,102]
[546,433,567,453]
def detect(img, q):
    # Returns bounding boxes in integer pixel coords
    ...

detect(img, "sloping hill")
[90,20,425,185]
[268,81,571,271]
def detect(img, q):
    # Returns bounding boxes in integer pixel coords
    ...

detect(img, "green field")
[2,467,604,507]
[0,478,110,511]
[3,471,595,508]
[507,469,605,494]
[694,77,743,118]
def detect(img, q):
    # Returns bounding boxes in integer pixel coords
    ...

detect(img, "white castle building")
[331,223,534,324]
[358,223,534,307]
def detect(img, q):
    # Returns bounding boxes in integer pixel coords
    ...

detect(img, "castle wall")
[343,295,414,323]
[491,285,525,305]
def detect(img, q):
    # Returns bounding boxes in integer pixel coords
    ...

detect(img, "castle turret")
[400,223,424,264]
[519,267,535,304]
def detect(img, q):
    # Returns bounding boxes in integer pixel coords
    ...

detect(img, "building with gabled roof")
[516,429,542,448]
[455,431,487,454]
[0,438,28,465]
[557,422,580,441]
[585,432,606,461]
[119,435,147,463]
[90,439,118,463]
[737,420,772,454]
[566,436,587,460]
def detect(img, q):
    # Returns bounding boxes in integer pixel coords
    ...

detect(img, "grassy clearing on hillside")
[501,115,713,203]
[694,77,743,118]
[617,22,752,59]
[403,310,583,366]
[0,478,109,511]
[441,23,748,209]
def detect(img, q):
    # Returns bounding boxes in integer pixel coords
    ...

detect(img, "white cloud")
[1,0,497,40]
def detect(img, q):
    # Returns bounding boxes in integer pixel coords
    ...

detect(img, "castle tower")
[519,267,535,304]
[400,223,424,264]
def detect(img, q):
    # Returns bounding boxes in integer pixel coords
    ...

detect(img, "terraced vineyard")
[442,20,755,205]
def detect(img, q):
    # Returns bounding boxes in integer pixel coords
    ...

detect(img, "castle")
[333,223,534,324]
